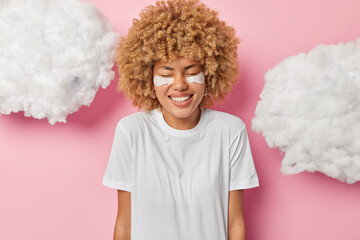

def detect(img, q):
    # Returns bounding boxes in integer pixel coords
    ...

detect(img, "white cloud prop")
[252,38,360,184]
[0,0,120,124]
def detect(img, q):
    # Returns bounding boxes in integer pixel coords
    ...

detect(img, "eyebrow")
[161,66,174,70]
[160,64,198,71]
[184,64,198,70]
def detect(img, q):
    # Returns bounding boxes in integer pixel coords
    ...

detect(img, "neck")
[162,108,201,130]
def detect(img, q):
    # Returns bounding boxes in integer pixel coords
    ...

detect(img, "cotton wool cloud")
[0,0,120,124]
[252,38,360,184]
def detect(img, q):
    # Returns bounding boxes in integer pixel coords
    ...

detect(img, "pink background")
[1,0,360,239]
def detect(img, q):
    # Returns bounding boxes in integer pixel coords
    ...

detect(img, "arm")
[228,190,246,240]
[114,190,131,240]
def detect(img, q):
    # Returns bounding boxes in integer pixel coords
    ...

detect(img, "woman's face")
[153,57,206,123]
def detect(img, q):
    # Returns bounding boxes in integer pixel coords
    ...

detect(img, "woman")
[102,0,259,239]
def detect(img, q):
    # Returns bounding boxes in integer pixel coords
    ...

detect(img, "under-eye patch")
[186,72,205,84]
[154,75,174,86]
[153,72,205,86]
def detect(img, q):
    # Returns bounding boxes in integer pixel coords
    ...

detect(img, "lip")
[168,93,193,98]
[168,94,193,107]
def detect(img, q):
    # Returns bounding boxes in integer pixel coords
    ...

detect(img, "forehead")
[154,57,200,70]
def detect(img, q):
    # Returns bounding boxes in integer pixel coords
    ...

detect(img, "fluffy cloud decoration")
[0,0,119,124]
[252,38,360,184]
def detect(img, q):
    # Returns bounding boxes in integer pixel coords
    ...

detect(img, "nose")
[172,74,188,90]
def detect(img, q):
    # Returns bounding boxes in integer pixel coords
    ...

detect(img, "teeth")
[171,95,191,102]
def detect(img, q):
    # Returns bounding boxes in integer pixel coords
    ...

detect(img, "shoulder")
[205,109,246,133]
[114,109,157,136]
[117,110,150,126]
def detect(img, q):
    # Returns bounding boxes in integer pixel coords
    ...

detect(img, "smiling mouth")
[168,94,193,102]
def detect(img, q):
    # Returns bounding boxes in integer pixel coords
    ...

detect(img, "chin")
[163,103,199,119]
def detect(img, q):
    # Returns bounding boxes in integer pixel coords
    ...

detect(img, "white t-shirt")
[102,108,259,240]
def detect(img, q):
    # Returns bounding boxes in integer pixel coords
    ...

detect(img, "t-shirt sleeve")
[102,123,132,192]
[229,125,259,191]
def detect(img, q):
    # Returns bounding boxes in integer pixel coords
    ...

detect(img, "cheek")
[192,84,206,95]
[154,85,169,97]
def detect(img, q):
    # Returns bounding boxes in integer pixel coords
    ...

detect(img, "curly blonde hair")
[116,0,240,110]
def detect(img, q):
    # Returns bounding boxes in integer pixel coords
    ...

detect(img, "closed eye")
[188,72,200,76]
